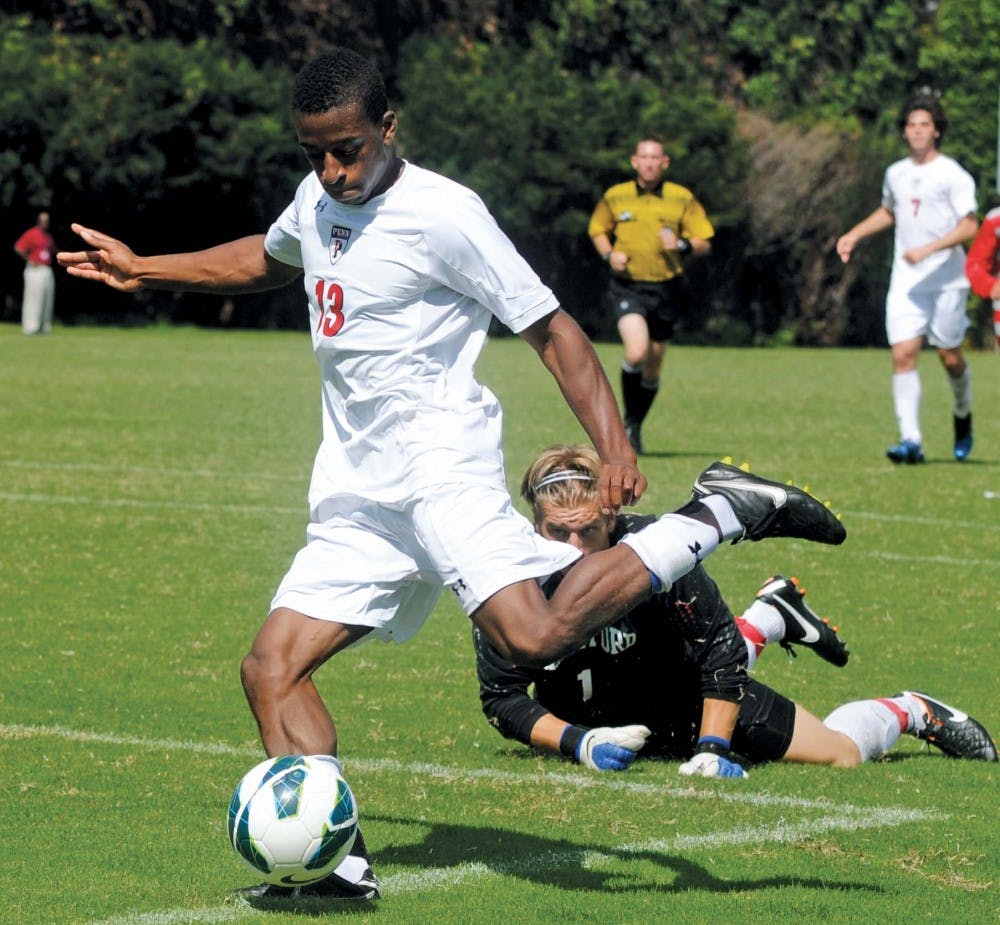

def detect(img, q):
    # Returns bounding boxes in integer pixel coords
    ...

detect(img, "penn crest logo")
[329,226,351,264]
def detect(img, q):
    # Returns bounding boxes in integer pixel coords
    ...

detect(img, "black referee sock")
[620,365,644,423]
[633,377,659,424]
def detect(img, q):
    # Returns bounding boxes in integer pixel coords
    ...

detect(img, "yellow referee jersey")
[588,180,714,282]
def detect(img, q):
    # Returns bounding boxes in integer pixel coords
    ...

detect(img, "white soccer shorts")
[270,481,581,644]
[885,285,970,348]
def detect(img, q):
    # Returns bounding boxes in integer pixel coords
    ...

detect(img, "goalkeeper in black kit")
[474,445,997,776]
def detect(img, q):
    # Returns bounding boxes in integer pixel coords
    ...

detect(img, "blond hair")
[520,444,601,518]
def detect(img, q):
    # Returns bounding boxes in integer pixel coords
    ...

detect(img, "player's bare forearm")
[689,236,711,257]
[698,698,740,744]
[521,309,646,510]
[904,215,980,265]
[943,214,979,249]
[529,713,568,753]
[136,236,300,293]
[58,226,300,294]
[837,206,894,262]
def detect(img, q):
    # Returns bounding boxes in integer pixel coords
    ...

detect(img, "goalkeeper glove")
[678,736,748,779]
[560,724,651,771]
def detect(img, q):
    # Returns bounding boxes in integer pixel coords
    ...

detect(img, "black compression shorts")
[730,679,797,766]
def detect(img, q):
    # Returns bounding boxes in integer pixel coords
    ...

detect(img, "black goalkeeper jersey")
[474,513,749,759]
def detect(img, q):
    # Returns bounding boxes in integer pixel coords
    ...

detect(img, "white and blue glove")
[562,724,651,771]
[678,736,748,779]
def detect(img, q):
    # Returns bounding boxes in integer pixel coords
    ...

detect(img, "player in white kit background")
[837,95,978,465]
[58,48,846,901]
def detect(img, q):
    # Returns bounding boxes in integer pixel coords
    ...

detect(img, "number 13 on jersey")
[314,279,345,336]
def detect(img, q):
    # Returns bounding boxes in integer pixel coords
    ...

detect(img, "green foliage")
[0,18,297,230]
[0,13,305,322]
[919,1,1000,199]
[3,2,998,340]
[720,0,932,123]
[396,28,749,335]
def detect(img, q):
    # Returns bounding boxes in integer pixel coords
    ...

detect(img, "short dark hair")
[292,48,387,124]
[634,135,666,153]
[898,94,948,142]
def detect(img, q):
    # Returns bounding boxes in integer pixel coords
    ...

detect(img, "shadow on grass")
[368,815,884,897]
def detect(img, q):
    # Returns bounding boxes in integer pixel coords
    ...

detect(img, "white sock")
[892,370,921,443]
[740,598,785,644]
[698,494,742,541]
[948,367,972,417]
[620,513,720,588]
[823,698,908,763]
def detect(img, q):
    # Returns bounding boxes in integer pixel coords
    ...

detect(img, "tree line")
[2,1,997,345]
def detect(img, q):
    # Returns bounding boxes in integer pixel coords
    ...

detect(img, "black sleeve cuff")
[559,724,589,758]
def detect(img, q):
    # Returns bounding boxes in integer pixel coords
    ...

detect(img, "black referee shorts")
[608,275,689,342]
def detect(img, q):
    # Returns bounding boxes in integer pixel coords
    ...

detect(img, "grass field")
[1,322,997,925]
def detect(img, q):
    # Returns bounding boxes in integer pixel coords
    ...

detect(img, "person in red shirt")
[964,205,1000,348]
[14,211,56,334]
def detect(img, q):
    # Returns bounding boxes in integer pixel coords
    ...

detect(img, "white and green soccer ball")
[227,754,358,886]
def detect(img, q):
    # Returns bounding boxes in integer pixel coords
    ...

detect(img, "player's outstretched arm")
[57,224,301,294]
[520,309,646,513]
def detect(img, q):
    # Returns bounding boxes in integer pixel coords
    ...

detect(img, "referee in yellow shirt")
[589,137,714,454]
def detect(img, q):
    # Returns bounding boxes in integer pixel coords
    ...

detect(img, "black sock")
[621,366,643,423]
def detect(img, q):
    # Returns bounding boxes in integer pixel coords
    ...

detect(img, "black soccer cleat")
[236,866,381,903]
[899,690,998,761]
[235,825,381,903]
[692,460,846,545]
[886,439,924,464]
[953,413,973,461]
[756,575,849,667]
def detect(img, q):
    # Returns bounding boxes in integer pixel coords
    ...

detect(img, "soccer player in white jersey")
[58,48,846,902]
[837,95,979,464]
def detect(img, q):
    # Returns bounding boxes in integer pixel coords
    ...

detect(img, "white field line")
[0,722,892,814]
[83,808,940,925]
[841,509,1000,531]
[0,491,302,516]
[26,721,938,925]
[864,550,1000,568]
[1,486,997,544]
[0,459,996,532]
[4,492,993,566]
[0,460,300,482]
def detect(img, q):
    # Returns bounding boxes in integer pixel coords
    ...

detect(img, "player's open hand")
[57,223,144,292]
[598,460,646,513]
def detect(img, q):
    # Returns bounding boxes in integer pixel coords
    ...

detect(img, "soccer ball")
[227,754,358,886]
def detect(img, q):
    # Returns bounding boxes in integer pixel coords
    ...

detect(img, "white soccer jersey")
[882,153,977,293]
[264,162,560,518]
